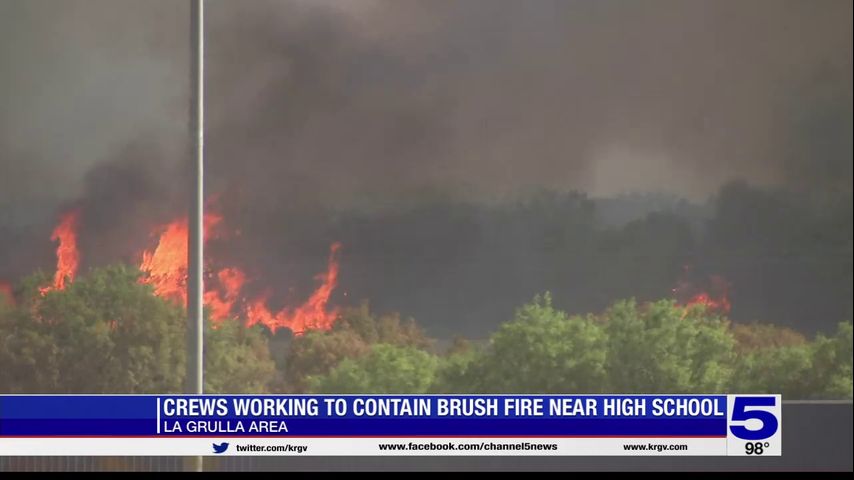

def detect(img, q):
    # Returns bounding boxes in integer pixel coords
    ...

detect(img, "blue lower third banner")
[0,395,780,456]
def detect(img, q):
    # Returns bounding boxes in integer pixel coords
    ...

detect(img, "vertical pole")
[188,0,204,396]
[188,0,204,472]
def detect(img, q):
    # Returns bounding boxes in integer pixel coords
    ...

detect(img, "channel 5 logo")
[728,396,779,440]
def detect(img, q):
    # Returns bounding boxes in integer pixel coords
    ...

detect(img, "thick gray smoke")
[2,0,851,211]
[204,0,853,205]
[1,0,851,335]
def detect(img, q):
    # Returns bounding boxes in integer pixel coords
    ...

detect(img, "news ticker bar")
[0,394,781,456]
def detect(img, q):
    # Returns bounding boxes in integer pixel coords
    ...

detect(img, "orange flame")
[246,242,342,335]
[684,291,731,314]
[138,208,341,334]
[139,212,223,305]
[203,267,246,322]
[40,210,80,294]
[673,272,731,316]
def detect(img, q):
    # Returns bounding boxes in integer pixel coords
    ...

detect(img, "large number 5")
[729,397,779,440]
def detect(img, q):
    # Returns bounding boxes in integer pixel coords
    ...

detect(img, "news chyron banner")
[0,395,780,456]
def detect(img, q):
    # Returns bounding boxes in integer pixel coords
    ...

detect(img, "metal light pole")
[188,0,204,472]
[188,0,204,400]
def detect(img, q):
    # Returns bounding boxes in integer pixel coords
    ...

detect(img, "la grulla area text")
[160,397,725,418]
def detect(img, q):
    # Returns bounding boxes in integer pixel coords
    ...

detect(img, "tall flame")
[40,210,80,294]
[34,201,342,335]
[246,242,342,335]
[139,212,223,305]
[203,267,246,322]
[138,209,341,334]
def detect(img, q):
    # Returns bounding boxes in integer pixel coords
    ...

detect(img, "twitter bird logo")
[212,442,229,454]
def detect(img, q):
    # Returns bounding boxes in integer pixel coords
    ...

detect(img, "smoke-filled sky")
[1,0,851,214]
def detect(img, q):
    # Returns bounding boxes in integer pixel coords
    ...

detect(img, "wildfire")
[203,267,246,321]
[673,270,731,316]
[40,210,80,295]
[683,291,731,314]
[139,213,223,305]
[138,209,341,334]
[28,197,343,335]
[246,242,342,335]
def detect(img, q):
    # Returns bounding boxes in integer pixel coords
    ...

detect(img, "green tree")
[432,345,479,393]
[732,322,852,399]
[447,293,609,393]
[809,322,852,398]
[281,329,370,392]
[336,302,431,349]
[205,319,277,393]
[0,266,185,393]
[281,302,432,392]
[603,299,735,393]
[308,344,439,394]
[732,344,816,398]
[0,286,61,393]
[0,265,275,393]
[730,322,807,353]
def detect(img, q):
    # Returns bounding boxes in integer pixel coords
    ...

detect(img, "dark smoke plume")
[1,0,851,335]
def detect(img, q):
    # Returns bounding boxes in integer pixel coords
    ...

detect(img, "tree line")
[1,265,850,398]
[208,181,852,339]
